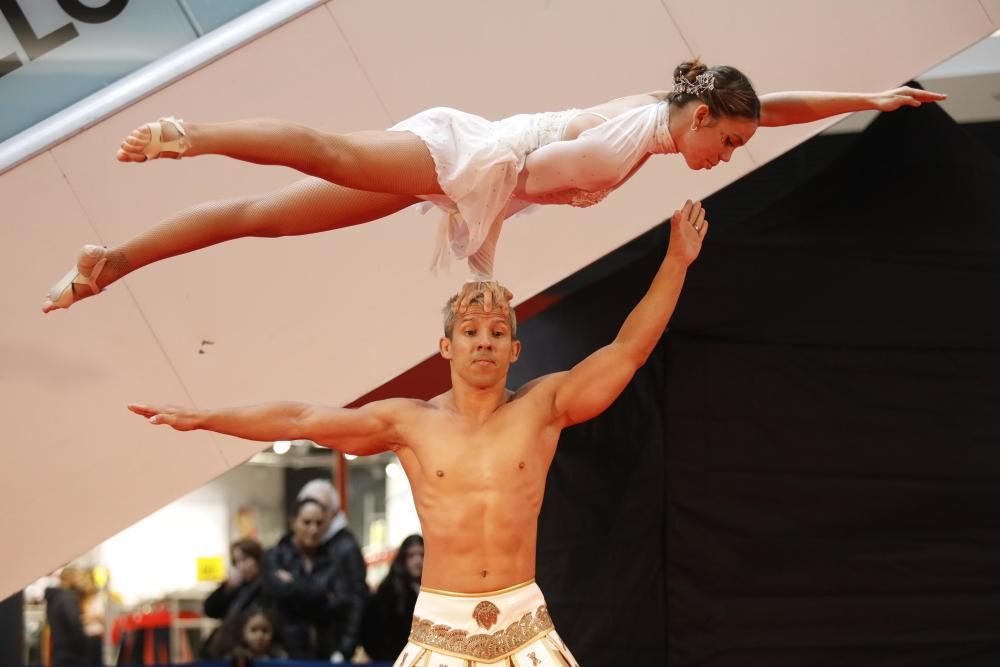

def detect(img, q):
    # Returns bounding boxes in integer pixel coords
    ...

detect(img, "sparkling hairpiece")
[673,71,716,97]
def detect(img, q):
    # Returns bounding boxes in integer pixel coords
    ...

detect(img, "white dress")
[390,102,676,278]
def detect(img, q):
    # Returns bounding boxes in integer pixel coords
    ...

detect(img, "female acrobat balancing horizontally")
[43,59,943,312]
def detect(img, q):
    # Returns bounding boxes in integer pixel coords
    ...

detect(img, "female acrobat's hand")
[454,281,514,316]
[666,200,708,266]
[872,86,947,112]
[127,403,201,431]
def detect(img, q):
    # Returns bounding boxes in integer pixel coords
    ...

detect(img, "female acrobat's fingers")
[455,282,477,314]
[906,87,946,102]
[127,403,155,418]
[490,287,512,316]
[879,87,947,111]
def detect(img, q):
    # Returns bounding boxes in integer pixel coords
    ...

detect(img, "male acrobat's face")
[440,305,520,388]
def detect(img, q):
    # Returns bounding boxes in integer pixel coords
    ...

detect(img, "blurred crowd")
[44,478,423,665]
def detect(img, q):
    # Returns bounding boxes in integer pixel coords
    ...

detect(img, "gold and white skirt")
[393,579,579,666]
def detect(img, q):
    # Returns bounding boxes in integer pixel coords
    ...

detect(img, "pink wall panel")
[47,6,438,413]
[980,0,1000,27]
[0,153,247,599]
[328,0,690,121]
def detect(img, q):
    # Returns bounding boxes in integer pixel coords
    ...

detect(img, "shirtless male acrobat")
[129,201,708,666]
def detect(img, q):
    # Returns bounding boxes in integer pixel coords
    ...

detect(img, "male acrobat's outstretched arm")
[127,398,414,456]
[528,199,707,427]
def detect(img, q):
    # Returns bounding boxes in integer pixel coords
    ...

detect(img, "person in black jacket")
[262,497,350,660]
[204,538,264,620]
[298,478,368,661]
[361,535,423,661]
[45,567,87,667]
[201,538,264,659]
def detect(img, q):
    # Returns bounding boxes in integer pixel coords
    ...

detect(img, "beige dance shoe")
[43,245,108,312]
[119,116,190,161]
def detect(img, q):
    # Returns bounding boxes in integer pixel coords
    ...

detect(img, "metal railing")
[0,0,325,175]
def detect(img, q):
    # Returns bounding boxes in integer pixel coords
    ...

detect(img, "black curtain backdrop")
[0,591,24,666]
[514,100,1000,666]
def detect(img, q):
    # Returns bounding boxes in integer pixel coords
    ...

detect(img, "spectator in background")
[298,478,368,661]
[201,538,264,659]
[204,539,264,621]
[263,497,350,660]
[361,535,423,661]
[45,566,86,667]
[80,569,105,666]
[208,606,287,662]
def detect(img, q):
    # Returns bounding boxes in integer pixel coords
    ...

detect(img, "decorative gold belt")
[409,604,554,661]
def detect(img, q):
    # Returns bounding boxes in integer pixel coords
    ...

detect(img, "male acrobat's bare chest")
[406,413,558,492]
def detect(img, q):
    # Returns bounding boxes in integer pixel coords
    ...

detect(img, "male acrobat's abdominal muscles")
[405,444,551,593]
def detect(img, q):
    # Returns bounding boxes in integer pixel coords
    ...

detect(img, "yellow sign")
[196,557,226,582]
[92,566,109,589]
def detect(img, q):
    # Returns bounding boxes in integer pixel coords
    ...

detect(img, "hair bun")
[674,59,708,84]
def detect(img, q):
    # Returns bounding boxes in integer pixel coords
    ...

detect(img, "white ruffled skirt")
[390,106,574,278]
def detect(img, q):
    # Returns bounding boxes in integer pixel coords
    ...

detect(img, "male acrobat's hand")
[872,86,946,112]
[454,281,514,316]
[667,200,708,266]
[127,403,201,431]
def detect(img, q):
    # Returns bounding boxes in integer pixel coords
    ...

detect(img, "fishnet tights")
[108,180,418,285]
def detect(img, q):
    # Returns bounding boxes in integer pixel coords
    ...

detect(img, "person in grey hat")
[298,478,367,662]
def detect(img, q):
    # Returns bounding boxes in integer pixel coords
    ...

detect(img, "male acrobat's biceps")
[555,346,638,424]
[295,407,365,441]
[313,434,396,457]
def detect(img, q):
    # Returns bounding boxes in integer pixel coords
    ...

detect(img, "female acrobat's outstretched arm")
[759,86,946,127]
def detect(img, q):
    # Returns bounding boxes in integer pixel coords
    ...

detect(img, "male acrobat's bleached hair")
[442,281,517,339]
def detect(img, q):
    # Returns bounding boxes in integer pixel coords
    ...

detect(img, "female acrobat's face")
[675,104,757,171]
[242,613,273,655]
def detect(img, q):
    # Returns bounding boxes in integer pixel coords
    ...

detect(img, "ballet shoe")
[43,245,108,313]
[119,116,190,162]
